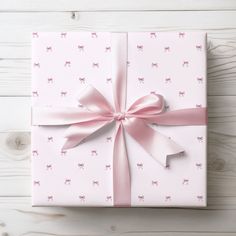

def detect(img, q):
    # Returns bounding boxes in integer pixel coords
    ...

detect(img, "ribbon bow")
[32,33,207,207]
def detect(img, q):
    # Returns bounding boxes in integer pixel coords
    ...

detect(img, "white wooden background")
[1,1,236,235]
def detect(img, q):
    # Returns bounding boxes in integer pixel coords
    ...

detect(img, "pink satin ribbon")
[32,33,207,207]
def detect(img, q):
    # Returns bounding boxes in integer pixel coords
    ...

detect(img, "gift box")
[31,32,207,207]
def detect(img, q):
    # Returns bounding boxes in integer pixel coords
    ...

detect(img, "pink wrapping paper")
[31,31,207,207]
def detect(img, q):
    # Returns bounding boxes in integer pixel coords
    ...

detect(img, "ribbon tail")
[63,120,112,150]
[123,118,184,167]
[113,123,131,207]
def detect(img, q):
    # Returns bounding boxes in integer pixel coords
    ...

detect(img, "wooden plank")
[0,95,235,197]
[0,97,30,131]
[1,56,236,96]
[0,115,236,198]
[0,195,229,210]
[1,11,236,42]
[0,59,30,96]
[1,0,236,11]
[1,30,236,59]
[0,197,236,235]
[0,94,235,131]
[0,11,236,59]
[0,12,236,95]
[1,33,236,60]
[1,130,235,198]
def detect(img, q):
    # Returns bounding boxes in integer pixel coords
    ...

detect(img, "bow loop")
[127,93,164,118]
[78,85,114,115]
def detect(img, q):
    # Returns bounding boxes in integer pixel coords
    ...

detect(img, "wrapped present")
[31,32,207,207]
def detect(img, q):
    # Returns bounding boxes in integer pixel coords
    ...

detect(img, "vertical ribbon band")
[111,33,131,206]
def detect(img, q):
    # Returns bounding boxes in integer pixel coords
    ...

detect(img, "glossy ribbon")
[32,33,207,207]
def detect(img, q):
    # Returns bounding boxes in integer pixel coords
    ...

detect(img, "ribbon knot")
[113,112,126,121]
[32,33,207,207]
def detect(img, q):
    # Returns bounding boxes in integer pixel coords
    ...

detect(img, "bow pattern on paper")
[32,33,207,206]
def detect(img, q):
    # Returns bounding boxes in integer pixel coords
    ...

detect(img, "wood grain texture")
[0,1,236,235]
[1,11,236,96]
[1,0,236,11]
[1,197,236,235]
[0,11,236,59]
